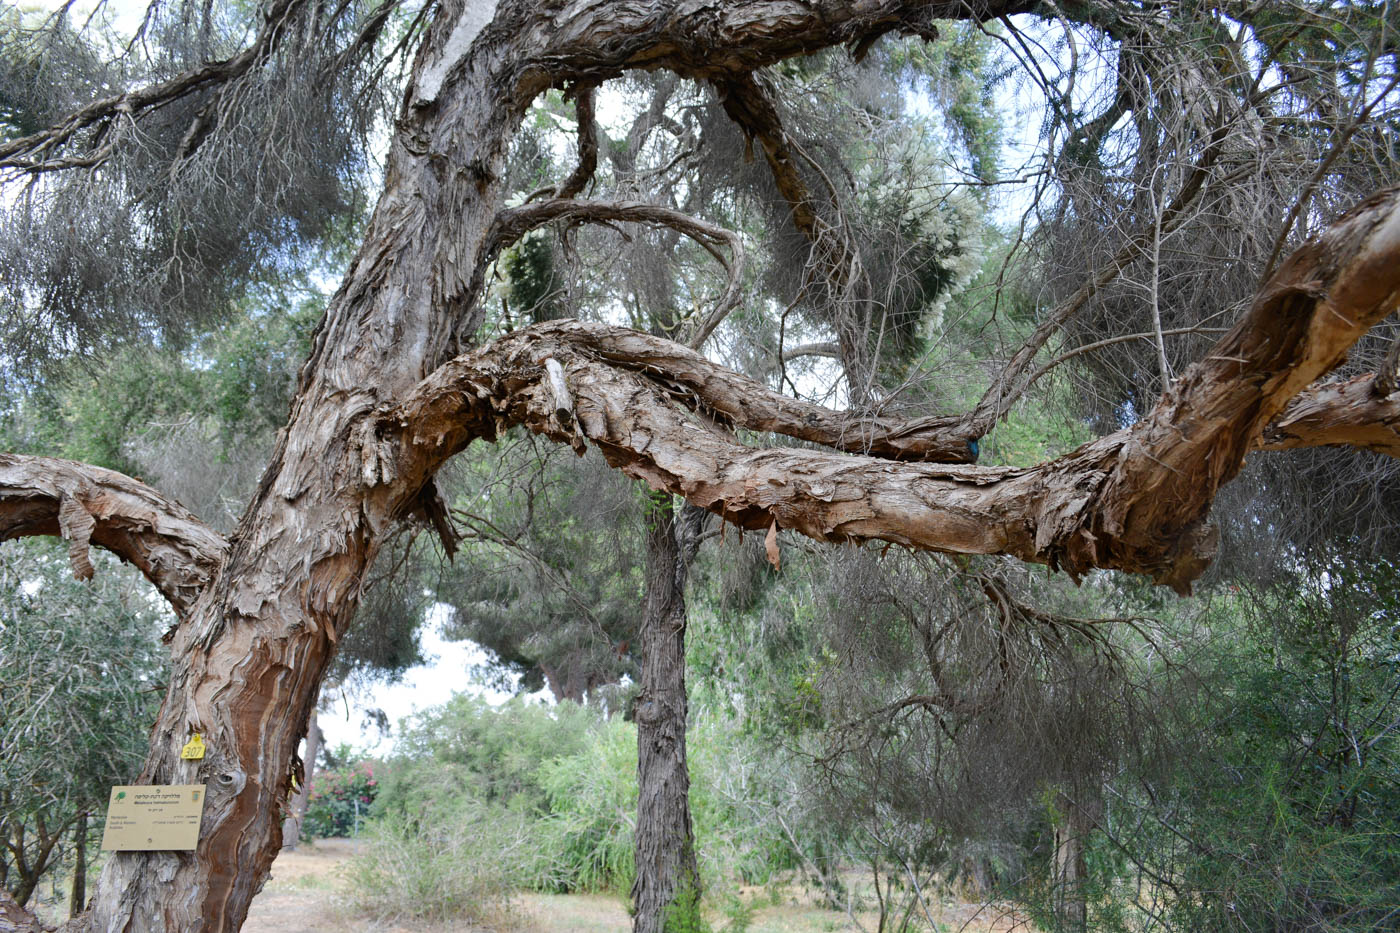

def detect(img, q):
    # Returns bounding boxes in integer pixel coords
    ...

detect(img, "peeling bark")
[279,710,320,851]
[7,180,1398,930]
[1259,374,1400,457]
[396,181,1400,591]
[0,454,227,617]
[57,4,1057,930]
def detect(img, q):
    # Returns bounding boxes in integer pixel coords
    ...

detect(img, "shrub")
[341,795,535,927]
[534,713,639,893]
[303,759,378,839]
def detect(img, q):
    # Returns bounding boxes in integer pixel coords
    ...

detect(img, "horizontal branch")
[541,0,1040,83]
[391,186,1400,592]
[0,454,227,617]
[489,199,745,349]
[506,320,980,462]
[1258,375,1400,457]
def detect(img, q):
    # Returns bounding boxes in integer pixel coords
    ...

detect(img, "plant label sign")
[100,785,207,851]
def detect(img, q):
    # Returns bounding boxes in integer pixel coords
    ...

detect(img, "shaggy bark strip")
[0,454,227,616]
[519,321,979,461]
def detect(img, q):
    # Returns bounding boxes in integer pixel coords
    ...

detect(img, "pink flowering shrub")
[303,759,379,838]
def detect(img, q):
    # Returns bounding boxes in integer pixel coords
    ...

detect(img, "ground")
[240,838,1035,932]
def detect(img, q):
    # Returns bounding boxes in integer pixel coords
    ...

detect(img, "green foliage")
[365,695,792,904]
[1042,560,1400,933]
[533,712,638,893]
[502,232,564,325]
[0,538,166,905]
[1,302,317,479]
[435,444,646,702]
[1153,566,1400,932]
[881,26,1003,184]
[302,758,378,839]
[661,881,710,933]
[377,695,593,819]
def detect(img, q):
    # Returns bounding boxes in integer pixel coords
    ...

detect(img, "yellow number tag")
[180,734,206,760]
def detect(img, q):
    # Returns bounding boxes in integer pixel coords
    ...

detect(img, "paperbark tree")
[1,1,1399,931]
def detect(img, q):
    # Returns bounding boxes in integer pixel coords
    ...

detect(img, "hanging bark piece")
[57,494,97,582]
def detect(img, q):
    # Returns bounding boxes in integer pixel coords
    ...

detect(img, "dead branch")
[965,118,1234,436]
[782,341,842,362]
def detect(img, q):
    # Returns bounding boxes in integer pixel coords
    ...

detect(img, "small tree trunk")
[631,494,701,933]
[280,709,321,851]
[10,818,60,909]
[68,812,87,918]
[1051,794,1091,933]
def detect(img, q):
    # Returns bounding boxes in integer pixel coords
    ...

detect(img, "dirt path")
[243,839,363,933]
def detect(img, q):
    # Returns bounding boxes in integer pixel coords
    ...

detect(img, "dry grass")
[242,838,1036,933]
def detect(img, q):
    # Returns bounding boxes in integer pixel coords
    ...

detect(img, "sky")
[315,606,546,756]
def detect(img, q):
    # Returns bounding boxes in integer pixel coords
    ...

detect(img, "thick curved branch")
[1258,375,1400,457]
[0,454,227,617]
[715,72,820,240]
[489,199,746,349]
[502,320,978,462]
[540,0,1039,83]
[395,187,1400,593]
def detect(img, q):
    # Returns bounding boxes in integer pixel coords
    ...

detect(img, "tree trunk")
[9,817,61,909]
[68,812,86,919]
[9,6,1044,930]
[1051,794,1092,933]
[280,709,320,851]
[632,494,701,933]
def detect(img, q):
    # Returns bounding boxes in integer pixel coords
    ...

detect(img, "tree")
[0,540,164,913]
[1,0,1398,931]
